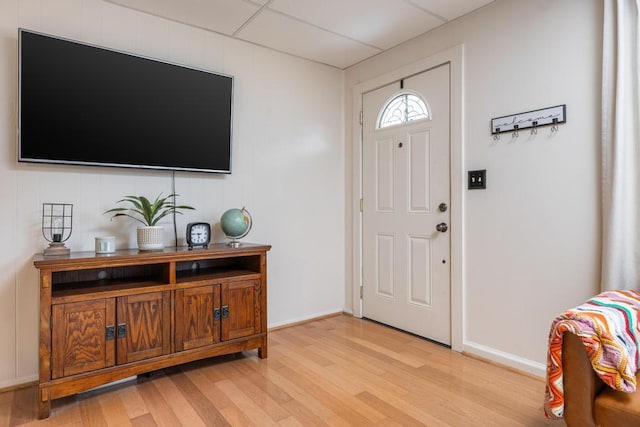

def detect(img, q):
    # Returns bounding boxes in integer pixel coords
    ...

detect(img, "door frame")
[350,45,464,352]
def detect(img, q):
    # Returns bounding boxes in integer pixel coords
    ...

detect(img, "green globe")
[220,208,252,246]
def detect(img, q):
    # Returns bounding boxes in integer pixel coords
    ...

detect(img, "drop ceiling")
[107,0,494,69]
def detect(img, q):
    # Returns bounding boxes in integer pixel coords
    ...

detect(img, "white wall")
[345,0,602,375]
[0,0,345,387]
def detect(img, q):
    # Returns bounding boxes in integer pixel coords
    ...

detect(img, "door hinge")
[359,198,363,212]
[359,110,363,125]
[360,285,363,299]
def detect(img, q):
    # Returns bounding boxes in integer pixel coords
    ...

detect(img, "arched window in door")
[376,90,430,129]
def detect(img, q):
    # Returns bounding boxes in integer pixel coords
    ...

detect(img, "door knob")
[438,203,448,212]
[436,223,448,233]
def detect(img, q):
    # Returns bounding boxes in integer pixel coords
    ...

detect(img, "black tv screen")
[19,29,233,173]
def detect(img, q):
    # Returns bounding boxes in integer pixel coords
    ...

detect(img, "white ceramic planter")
[137,226,164,251]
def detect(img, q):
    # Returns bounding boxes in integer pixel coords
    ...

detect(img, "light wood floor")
[1,314,555,426]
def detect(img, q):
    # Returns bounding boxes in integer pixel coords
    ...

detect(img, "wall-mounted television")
[18,29,233,174]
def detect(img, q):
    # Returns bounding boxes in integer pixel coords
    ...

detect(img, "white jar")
[95,236,116,254]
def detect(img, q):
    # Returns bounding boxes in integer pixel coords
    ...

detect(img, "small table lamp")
[42,203,73,256]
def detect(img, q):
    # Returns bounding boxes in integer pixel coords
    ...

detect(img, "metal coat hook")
[530,121,538,135]
[550,118,559,133]
[512,125,519,138]
[493,127,501,141]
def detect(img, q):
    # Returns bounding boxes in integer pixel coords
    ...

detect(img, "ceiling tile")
[269,0,445,50]
[407,0,494,21]
[107,0,261,35]
[106,0,496,69]
[236,9,381,68]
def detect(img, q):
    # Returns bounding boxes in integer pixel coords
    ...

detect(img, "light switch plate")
[468,170,486,189]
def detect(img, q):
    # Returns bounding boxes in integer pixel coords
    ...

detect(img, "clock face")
[187,223,211,248]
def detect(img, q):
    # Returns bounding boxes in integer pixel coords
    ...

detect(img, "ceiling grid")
[106,0,494,69]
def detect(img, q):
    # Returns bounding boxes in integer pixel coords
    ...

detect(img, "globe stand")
[227,237,241,248]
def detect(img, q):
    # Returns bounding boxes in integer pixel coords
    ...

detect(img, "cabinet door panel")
[222,280,261,341]
[52,299,115,378]
[175,285,220,351]
[117,291,171,364]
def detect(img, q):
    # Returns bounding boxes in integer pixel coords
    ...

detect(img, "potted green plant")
[105,194,195,250]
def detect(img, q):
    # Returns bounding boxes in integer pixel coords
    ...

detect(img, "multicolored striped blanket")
[544,290,640,419]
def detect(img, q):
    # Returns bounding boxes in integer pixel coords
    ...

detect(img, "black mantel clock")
[186,222,211,249]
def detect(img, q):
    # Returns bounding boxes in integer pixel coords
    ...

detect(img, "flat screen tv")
[19,29,233,173]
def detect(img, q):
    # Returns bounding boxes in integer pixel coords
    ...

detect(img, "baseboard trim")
[0,376,38,393]
[268,310,344,332]
[463,341,546,379]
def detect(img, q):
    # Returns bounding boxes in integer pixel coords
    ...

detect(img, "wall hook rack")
[491,104,566,137]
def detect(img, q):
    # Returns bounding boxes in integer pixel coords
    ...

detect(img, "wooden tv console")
[33,243,270,419]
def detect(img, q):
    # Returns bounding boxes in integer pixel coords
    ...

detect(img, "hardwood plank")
[116,383,149,420]
[275,415,305,427]
[369,341,547,425]
[315,335,389,376]
[355,391,424,426]
[164,367,230,427]
[346,336,427,368]
[270,345,365,396]
[214,379,279,426]
[96,390,133,427]
[332,323,538,425]
[5,314,555,426]
[47,395,82,425]
[9,386,35,427]
[0,390,13,427]
[270,331,333,368]
[179,363,253,427]
[149,371,205,427]
[279,400,329,427]
[217,407,254,427]
[292,334,409,398]
[130,413,157,427]
[135,379,182,427]
[220,363,292,422]
[273,363,385,425]
[181,364,249,426]
[78,393,107,427]
[262,366,337,422]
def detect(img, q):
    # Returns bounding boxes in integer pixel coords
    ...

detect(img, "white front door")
[362,64,451,345]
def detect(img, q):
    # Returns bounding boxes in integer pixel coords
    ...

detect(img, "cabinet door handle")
[106,325,115,341]
[214,307,221,320]
[117,323,127,339]
[221,306,229,319]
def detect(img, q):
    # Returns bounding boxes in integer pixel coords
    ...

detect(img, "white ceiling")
[106,0,494,69]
